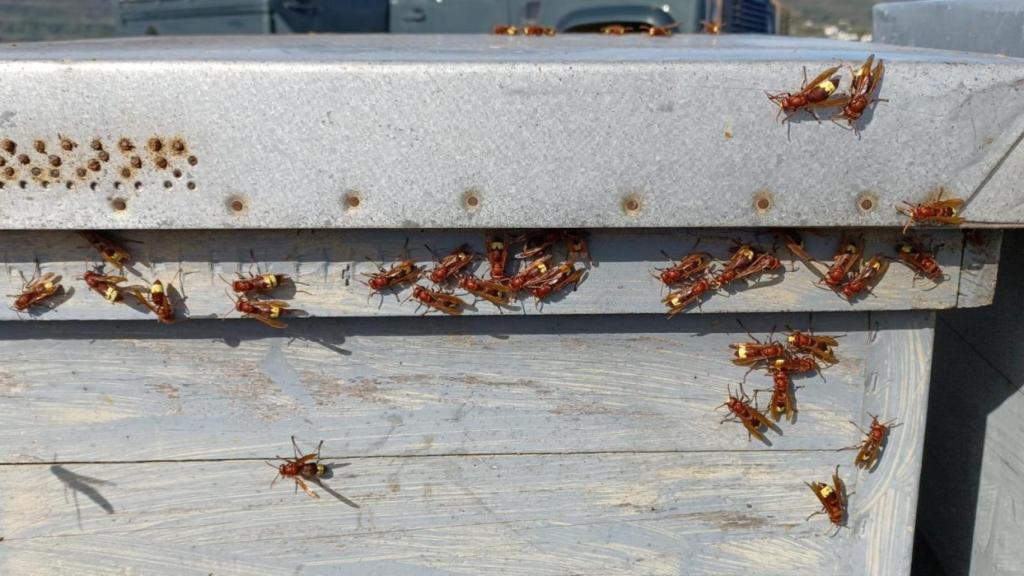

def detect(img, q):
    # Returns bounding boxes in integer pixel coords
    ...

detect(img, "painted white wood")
[0,229,975,321]
[0,311,932,575]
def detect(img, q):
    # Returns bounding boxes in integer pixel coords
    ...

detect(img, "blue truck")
[115,0,782,36]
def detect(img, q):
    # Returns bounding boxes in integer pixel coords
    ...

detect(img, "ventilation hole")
[622,195,642,215]
[148,138,163,152]
[346,194,361,208]
[857,192,879,215]
[462,189,482,211]
[130,156,142,169]
[90,139,103,151]
[76,167,87,178]
[88,159,101,172]
[41,181,50,189]
[98,150,110,162]
[226,195,247,214]
[186,181,196,190]
[0,157,5,167]
[66,181,74,190]
[134,181,143,190]
[155,157,168,169]
[172,169,182,179]
[118,138,134,152]
[18,180,27,189]
[114,182,124,191]
[753,190,774,214]
[1,139,15,154]
[187,155,198,166]
[48,155,61,167]
[90,182,99,191]
[60,137,76,151]
[170,139,186,154]
[163,180,173,189]
[0,182,4,189]
[49,168,59,178]
[3,167,15,178]
[17,154,29,165]
[33,140,46,154]
[120,167,132,179]
[30,167,41,177]
[111,198,127,211]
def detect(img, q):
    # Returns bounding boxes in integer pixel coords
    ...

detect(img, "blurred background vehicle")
[111,0,782,36]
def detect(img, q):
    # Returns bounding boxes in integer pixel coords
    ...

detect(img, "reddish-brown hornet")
[786,329,840,364]
[10,271,63,311]
[82,269,128,303]
[642,22,678,36]
[896,189,965,234]
[426,244,474,284]
[834,54,886,134]
[527,261,585,303]
[714,246,782,289]
[764,368,798,422]
[897,240,943,282]
[78,231,131,270]
[493,25,518,35]
[766,65,846,123]
[458,275,516,309]
[485,234,510,280]
[601,24,630,35]
[663,276,714,318]
[718,383,780,443]
[845,415,900,470]
[131,278,177,324]
[231,295,292,329]
[768,354,819,376]
[268,436,329,500]
[840,255,888,301]
[655,251,711,286]
[410,285,467,315]
[522,25,556,36]
[819,239,863,290]
[508,255,553,291]
[730,326,788,366]
[362,257,422,300]
[807,465,850,533]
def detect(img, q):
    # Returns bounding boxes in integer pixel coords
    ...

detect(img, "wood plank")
[852,311,934,576]
[0,452,869,576]
[0,313,872,462]
[0,228,969,321]
[956,229,1002,308]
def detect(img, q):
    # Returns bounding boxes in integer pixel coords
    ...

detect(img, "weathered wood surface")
[0,311,933,575]
[0,228,982,322]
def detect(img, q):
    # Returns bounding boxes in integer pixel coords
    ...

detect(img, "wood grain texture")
[0,311,933,575]
[0,228,978,322]
[956,229,1002,308]
[0,314,869,462]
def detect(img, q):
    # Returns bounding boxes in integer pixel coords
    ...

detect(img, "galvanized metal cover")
[0,35,1022,229]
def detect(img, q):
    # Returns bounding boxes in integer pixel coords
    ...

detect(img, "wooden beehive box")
[0,36,1019,575]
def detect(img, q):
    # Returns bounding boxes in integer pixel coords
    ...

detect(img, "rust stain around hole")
[753,190,774,214]
[48,155,61,167]
[87,159,101,172]
[169,138,187,155]
[226,194,248,214]
[16,154,29,165]
[187,155,198,166]
[3,167,16,180]
[60,136,77,151]
[118,138,135,152]
[33,140,46,154]
[90,139,103,151]
[857,191,878,214]
[29,167,41,177]
[148,137,163,153]
[111,198,127,212]
[119,166,132,179]
[1,139,15,154]
[75,167,87,179]
[130,156,142,169]
[622,194,642,215]
[343,191,362,211]
[48,168,60,179]
[97,150,110,162]
[155,157,168,170]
